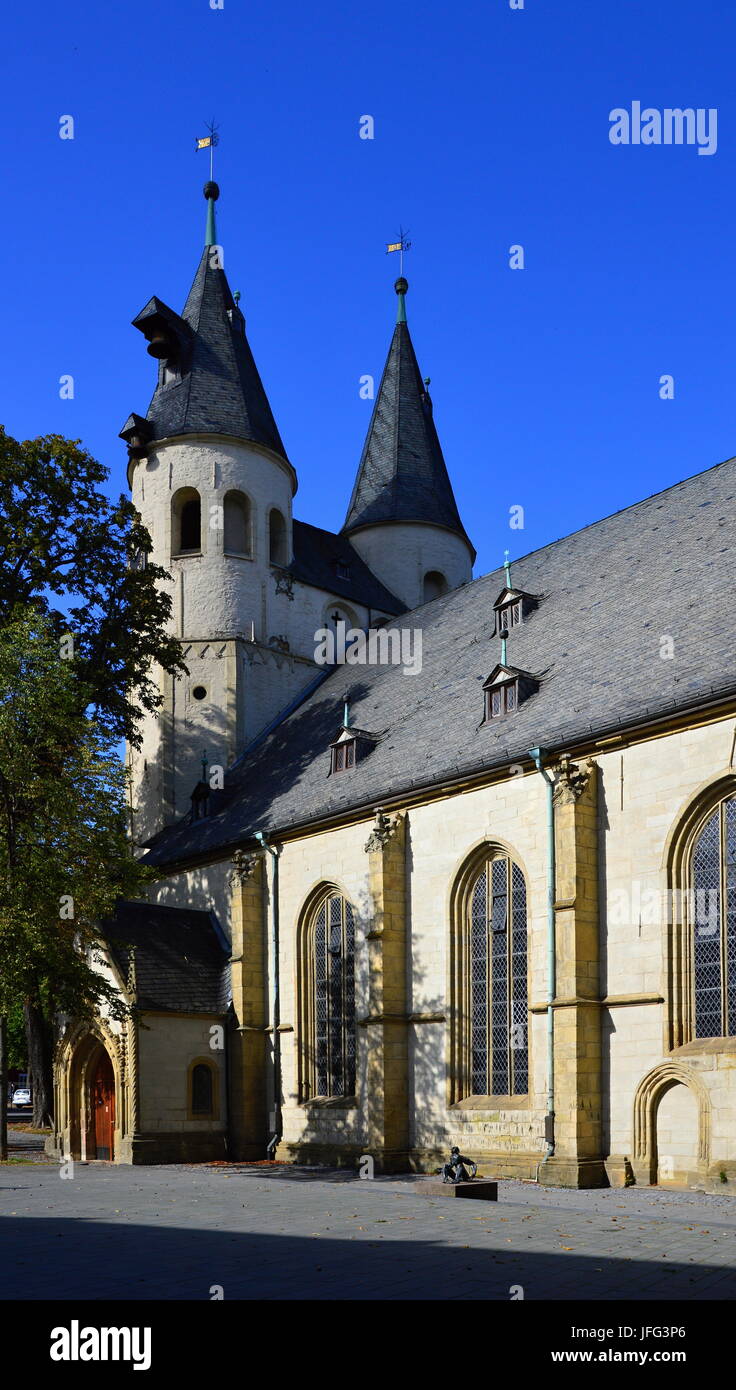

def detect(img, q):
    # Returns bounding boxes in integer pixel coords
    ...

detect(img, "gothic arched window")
[302,891,356,1100]
[690,797,736,1038]
[452,849,528,1100]
[223,490,251,556]
[172,488,201,555]
[269,508,288,566]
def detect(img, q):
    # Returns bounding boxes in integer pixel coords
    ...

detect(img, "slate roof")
[342,295,474,555]
[135,247,288,460]
[102,901,230,1013]
[291,520,406,615]
[145,452,736,869]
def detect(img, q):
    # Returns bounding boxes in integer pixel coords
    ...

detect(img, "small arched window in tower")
[172,488,201,555]
[223,490,252,556]
[423,570,448,603]
[269,508,288,566]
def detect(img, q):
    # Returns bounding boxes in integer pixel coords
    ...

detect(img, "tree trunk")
[24,998,53,1128]
[0,1016,7,1160]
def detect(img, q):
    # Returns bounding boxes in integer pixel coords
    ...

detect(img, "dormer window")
[335,561,351,582]
[329,722,376,774]
[332,738,356,773]
[487,678,518,719]
[500,599,521,630]
[483,664,537,722]
[493,587,535,634]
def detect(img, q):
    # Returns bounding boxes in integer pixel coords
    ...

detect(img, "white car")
[11,1088,31,1110]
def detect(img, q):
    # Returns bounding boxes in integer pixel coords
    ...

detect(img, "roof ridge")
[499,451,736,579]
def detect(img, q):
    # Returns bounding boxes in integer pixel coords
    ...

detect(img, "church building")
[49,182,736,1190]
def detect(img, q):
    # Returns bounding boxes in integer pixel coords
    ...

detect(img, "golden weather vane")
[195,119,220,182]
[386,226,412,277]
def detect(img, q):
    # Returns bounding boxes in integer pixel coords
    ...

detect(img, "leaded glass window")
[311,894,356,1098]
[485,681,519,721]
[466,855,528,1095]
[691,798,736,1038]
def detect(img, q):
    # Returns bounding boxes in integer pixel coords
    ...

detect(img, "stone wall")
[120,709,736,1186]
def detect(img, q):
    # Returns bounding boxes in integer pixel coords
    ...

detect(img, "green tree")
[0,428,182,1128]
[0,426,183,745]
[0,616,149,1130]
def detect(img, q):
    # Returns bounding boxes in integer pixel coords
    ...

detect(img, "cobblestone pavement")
[1,1160,736,1300]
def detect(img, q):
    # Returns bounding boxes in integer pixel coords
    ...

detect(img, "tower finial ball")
[203,180,220,202]
[395,276,408,295]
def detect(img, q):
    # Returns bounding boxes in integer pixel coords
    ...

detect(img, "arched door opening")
[68,1036,117,1162]
[91,1049,116,1160]
[634,1062,708,1188]
[654,1082,699,1188]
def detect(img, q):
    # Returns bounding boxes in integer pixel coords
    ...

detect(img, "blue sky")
[1,0,734,577]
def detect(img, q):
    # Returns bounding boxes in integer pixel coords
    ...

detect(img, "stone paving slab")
[1,1162,735,1300]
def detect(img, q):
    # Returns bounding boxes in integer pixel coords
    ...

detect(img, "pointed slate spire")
[342,278,473,554]
[129,182,288,462]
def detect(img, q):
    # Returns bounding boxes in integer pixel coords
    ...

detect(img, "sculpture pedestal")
[417,1179,498,1200]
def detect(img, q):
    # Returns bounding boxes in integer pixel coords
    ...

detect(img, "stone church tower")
[343,275,475,610]
[120,184,474,844]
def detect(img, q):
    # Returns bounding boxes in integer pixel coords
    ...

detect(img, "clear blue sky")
[2,0,734,577]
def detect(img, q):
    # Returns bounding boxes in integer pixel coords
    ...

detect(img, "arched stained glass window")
[691,798,736,1038]
[310,893,356,1099]
[464,853,528,1097]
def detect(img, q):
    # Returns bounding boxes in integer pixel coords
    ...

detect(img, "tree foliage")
[0,427,185,744]
[0,428,184,1127]
[0,615,148,1016]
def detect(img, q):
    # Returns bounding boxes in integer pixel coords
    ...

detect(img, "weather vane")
[386,226,412,277]
[196,119,220,182]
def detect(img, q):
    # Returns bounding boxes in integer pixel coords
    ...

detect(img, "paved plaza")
[2,1138,736,1300]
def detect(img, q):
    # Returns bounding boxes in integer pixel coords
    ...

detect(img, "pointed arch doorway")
[91,1049,116,1160]
[67,1035,117,1161]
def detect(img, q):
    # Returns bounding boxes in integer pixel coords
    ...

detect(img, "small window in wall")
[498,599,522,632]
[482,664,537,722]
[423,570,448,603]
[487,680,518,719]
[331,738,357,773]
[269,508,288,566]
[190,1062,215,1116]
[172,488,201,555]
[224,490,252,556]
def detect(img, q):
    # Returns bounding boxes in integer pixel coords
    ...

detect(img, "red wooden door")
[92,1052,115,1160]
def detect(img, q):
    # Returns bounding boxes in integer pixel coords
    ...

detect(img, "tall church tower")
[342,277,475,609]
[121,183,308,842]
[122,192,474,844]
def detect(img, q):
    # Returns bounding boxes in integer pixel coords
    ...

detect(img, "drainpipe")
[255,832,282,1159]
[529,747,556,1159]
